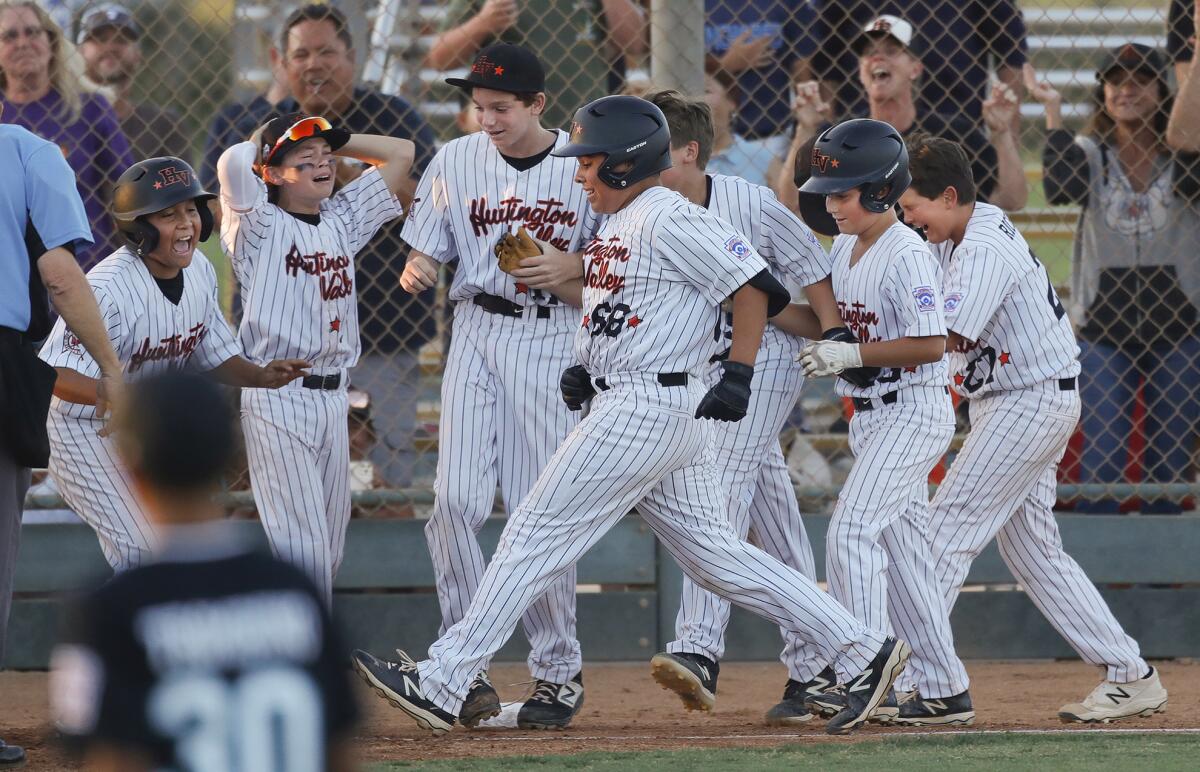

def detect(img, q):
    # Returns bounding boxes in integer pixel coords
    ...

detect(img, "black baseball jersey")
[51,543,357,770]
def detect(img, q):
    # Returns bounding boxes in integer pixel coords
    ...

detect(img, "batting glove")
[695,361,754,422]
[560,364,595,411]
[798,340,862,377]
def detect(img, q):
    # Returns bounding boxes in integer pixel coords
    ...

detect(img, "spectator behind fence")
[0,1,133,271]
[1,111,122,768]
[427,0,647,130]
[703,66,773,186]
[781,14,1026,224]
[1029,44,1200,514]
[73,2,188,162]
[704,0,817,180]
[270,3,438,492]
[809,0,1026,130]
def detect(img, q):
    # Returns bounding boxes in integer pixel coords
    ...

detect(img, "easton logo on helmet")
[625,141,647,153]
[156,166,191,189]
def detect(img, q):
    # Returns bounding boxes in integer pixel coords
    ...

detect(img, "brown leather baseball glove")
[494,226,541,274]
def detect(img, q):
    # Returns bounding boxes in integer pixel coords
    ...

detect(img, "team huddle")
[44,40,1169,753]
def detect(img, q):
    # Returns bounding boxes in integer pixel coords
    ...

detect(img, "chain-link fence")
[11,0,1199,517]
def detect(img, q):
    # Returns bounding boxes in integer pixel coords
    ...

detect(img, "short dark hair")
[115,372,236,494]
[280,3,353,53]
[906,132,977,204]
[646,89,714,169]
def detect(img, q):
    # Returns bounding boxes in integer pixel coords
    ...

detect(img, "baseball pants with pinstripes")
[415,373,888,716]
[241,385,351,608]
[47,412,158,571]
[425,300,582,685]
[669,346,828,682]
[826,387,969,698]
[929,382,1147,688]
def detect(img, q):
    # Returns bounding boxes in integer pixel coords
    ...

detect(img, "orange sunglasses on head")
[263,116,333,167]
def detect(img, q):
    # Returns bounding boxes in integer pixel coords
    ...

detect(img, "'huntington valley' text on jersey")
[830,222,949,398]
[930,203,1080,397]
[402,130,600,306]
[577,186,767,375]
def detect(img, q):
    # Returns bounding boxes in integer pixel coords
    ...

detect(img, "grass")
[367,732,1200,771]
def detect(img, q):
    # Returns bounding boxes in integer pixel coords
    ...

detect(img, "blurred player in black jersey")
[49,372,358,771]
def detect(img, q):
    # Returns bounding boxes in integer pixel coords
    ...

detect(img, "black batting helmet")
[796,119,910,235]
[552,95,672,189]
[112,157,215,256]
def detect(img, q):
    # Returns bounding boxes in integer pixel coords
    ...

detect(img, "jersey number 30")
[150,666,323,772]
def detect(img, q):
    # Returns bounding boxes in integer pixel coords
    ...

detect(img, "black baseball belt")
[472,293,552,319]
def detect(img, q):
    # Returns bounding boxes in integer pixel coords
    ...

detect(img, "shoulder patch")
[724,235,751,261]
[912,285,937,312]
[943,292,963,313]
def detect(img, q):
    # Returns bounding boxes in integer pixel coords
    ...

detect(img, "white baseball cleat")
[1058,667,1168,723]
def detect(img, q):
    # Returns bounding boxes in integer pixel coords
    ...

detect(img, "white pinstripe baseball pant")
[929,382,1147,688]
[426,300,582,685]
[669,346,827,682]
[241,385,351,608]
[415,373,887,715]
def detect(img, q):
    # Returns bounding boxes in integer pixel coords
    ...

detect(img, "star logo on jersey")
[329,318,341,333]
[953,373,965,387]
[627,315,641,328]
[514,282,529,294]
[999,351,1011,365]
[904,366,916,373]
[157,166,191,189]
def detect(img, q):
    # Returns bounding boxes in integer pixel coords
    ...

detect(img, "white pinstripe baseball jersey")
[830,222,949,398]
[40,248,240,419]
[218,141,403,371]
[929,203,1081,398]
[577,186,768,375]
[401,130,601,306]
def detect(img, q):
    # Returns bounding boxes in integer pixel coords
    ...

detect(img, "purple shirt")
[1,90,134,270]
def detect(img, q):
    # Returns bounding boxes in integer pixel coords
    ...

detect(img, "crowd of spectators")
[2,0,1198,511]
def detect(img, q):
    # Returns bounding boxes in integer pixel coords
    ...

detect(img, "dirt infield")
[2,659,1196,768]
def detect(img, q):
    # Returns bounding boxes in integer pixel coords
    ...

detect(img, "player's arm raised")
[335,134,417,206]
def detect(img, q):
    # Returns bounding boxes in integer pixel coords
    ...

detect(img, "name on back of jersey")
[469,194,579,251]
[284,243,353,301]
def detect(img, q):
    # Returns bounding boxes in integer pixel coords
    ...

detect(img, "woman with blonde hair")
[0,0,132,269]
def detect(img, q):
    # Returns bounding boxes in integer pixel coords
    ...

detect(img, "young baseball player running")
[395,44,600,730]
[772,119,966,722]
[642,90,845,724]
[218,114,414,607]
[40,157,309,571]
[354,95,909,738]
[893,134,1167,724]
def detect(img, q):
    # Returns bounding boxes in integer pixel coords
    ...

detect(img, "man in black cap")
[74,2,189,161]
[356,43,601,731]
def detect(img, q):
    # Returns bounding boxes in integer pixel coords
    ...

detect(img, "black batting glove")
[695,361,754,422]
[560,364,595,411]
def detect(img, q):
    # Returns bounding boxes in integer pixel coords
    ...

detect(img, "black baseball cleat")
[764,665,837,725]
[826,637,912,735]
[459,671,502,728]
[893,690,975,726]
[351,649,455,733]
[517,673,585,729]
[804,685,900,724]
[650,651,719,712]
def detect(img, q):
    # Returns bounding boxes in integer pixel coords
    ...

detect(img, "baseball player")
[394,44,601,730]
[891,134,1167,724]
[217,113,414,607]
[40,157,308,572]
[641,90,844,723]
[353,95,910,738]
[50,372,358,770]
[772,119,966,721]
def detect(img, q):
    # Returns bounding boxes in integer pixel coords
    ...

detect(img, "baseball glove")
[494,226,541,274]
[822,327,880,389]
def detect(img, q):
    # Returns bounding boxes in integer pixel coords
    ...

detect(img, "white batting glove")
[798,340,862,377]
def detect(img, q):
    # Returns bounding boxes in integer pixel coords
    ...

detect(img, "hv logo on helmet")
[811,148,839,173]
[155,167,191,189]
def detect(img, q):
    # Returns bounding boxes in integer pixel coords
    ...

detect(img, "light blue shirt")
[0,124,93,333]
[706,134,774,188]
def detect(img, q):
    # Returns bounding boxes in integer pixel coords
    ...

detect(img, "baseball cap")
[1097,42,1169,83]
[445,43,546,94]
[75,3,140,46]
[257,113,350,167]
[852,15,921,56]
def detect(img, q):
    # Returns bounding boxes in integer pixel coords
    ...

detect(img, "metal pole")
[650,0,705,95]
